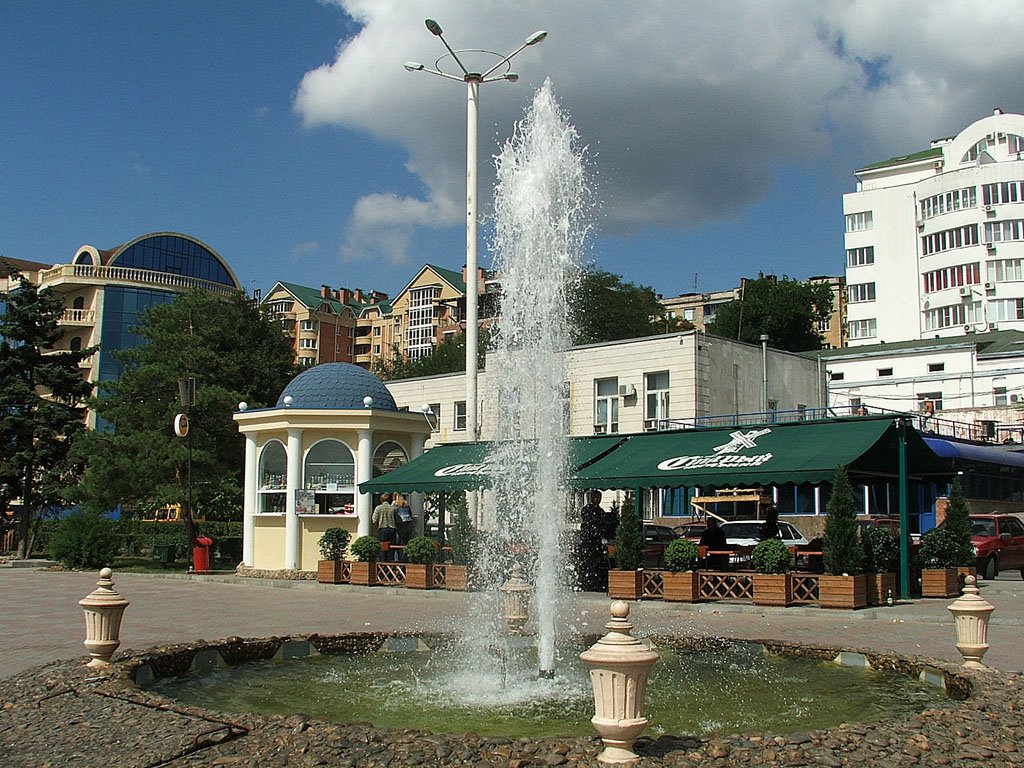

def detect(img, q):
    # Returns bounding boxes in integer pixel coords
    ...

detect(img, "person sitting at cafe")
[699,517,728,570]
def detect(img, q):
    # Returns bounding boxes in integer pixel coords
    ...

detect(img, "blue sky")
[3,2,1023,300]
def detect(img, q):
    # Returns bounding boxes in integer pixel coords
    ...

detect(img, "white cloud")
[298,0,1024,259]
[289,240,320,258]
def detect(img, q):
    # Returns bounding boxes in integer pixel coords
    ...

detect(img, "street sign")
[173,413,189,437]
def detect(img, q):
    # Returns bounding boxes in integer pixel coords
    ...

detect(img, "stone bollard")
[79,567,130,668]
[579,601,659,766]
[947,574,994,669]
[499,562,531,634]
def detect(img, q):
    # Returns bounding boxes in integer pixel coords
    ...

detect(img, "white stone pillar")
[285,428,302,571]
[410,434,426,536]
[242,434,257,566]
[356,429,373,538]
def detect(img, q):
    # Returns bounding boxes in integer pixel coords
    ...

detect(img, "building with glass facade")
[29,232,241,427]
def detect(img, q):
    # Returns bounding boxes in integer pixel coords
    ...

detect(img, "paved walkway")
[3,567,1024,678]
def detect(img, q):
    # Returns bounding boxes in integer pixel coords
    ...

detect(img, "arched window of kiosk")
[372,441,409,506]
[258,441,287,514]
[303,439,356,515]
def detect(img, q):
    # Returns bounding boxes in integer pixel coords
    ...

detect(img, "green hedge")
[40,519,243,561]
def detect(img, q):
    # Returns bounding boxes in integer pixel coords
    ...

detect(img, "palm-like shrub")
[752,537,792,574]
[612,496,644,571]
[664,538,700,572]
[823,465,864,575]
[318,528,351,561]
[404,536,438,564]
[349,535,381,562]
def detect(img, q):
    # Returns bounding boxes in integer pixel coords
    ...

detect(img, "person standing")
[372,493,398,559]
[699,517,729,570]
[394,492,415,544]
[578,491,616,591]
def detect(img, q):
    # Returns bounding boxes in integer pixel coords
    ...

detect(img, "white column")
[356,429,373,537]
[242,434,257,566]
[285,428,302,570]
[410,434,427,536]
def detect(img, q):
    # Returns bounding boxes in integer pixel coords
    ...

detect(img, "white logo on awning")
[658,428,774,472]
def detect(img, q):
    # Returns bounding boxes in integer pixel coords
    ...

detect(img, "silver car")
[718,519,809,548]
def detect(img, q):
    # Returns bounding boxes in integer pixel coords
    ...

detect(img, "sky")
[3,1,1024,301]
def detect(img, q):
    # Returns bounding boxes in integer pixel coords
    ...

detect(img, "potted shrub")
[661,538,700,602]
[927,477,975,596]
[348,535,380,586]
[316,527,351,584]
[819,465,868,609]
[608,496,644,600]
[752,537,794,606]
[446,504,476,591]
[403,535,438,589]
[861,526,899,605]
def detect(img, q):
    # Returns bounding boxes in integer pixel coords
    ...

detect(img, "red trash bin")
[192,536,214,573]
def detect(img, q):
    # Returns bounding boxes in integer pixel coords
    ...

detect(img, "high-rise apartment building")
[844,109,1024,346]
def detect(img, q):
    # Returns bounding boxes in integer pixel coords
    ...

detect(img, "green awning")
[359,435,625,494]
[572,416,949,490]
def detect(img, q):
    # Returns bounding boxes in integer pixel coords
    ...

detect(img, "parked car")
[642,524,679,568]
[963,514,1024,580]
[719,519,809,548]
[672,521,707,542]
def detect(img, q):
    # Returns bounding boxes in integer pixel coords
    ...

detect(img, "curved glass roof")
[110,234,237,287]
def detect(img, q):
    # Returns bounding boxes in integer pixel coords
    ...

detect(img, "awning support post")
[898,418,911,599]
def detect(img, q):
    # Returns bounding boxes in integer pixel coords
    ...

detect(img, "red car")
[967,514,1024,580]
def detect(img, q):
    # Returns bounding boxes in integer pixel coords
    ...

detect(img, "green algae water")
[153,641,945,738]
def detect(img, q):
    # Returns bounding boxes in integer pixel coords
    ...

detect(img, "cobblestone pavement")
[4,568,1024,768]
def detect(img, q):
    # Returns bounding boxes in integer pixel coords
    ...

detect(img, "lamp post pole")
[406,19,547,446]
[760,334,769,415]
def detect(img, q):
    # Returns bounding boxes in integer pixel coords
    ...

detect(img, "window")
[928,362,945,373]
[373,344,380,355]
[69,336,83,352]
[847,318,877,340]
[984,220,1024,244]
[994,378,1008,406]
[987,298,1024,321]
[72,295,85,310]
[917,392,943,411]
[846,246,875,267]
[427,403,441,429]
[922,262,981,293]
[406,285,440,359]
[921,224,980,256]
[299,338,317,349]
[924,301,983,330]
[454,400,467,431]
[919,187,977,219]
[847,282,876,303]
[829,371,845,381]
[258,441,287,514]
[299,319,316,332]
[373,326,382,336]
[683,308,695,321]
[877,367,893,377]
[645,371,670,424]
[987,258,1024,283]
[594,377,619,434]
[982,180,1024,206]
[845,211,873,232]
[304,439,356,515]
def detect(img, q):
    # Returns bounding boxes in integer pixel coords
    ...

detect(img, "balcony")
[59,308,95,325]
[39,264,237,296]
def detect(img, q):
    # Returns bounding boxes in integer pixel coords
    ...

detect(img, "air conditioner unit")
[986,241,997,250]
[643,419,659,432]
[617,383,636,398]
[593,424,607,435]
[997,132,1007,141]
[984,204,994,212]
[985,281,996,291]
[988,322,998,331]
[958,286,972,297]
[964,324,974,333]
[916,220,925,230]
[933,161,943,169]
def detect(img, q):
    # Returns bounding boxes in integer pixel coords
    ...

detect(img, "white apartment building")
[844,109,1024,346]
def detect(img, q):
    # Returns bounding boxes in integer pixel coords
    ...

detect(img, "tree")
[373,329,491,381]
[0,267,94,558]
[572,267,691,345]
[942,477,975,567]
[72,290,296,540]
[705,275,833,352]
[823,465,864,575]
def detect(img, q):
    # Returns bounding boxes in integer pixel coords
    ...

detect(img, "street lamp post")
[759,334,769,415]
[405,19,547,446]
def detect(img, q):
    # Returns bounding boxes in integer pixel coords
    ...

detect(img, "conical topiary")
[944,477,975,567]
[612,495,644,571]
[823,465,864,576]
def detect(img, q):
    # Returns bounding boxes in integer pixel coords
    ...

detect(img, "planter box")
[349,561,378,587]
[818,574,868,609]
[922,567,959,598]
[753,573,794,606]
[608,569,643,600]
[866,572,896,606]
[445,564,469,591]
[317,560,345,584]
[662,571,699,602]
[404,563,434,590]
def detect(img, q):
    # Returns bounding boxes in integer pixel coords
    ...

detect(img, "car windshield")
[970,519,997,537]
[721,522,761,539]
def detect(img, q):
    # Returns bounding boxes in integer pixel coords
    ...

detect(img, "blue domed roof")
[277,363,398,411]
